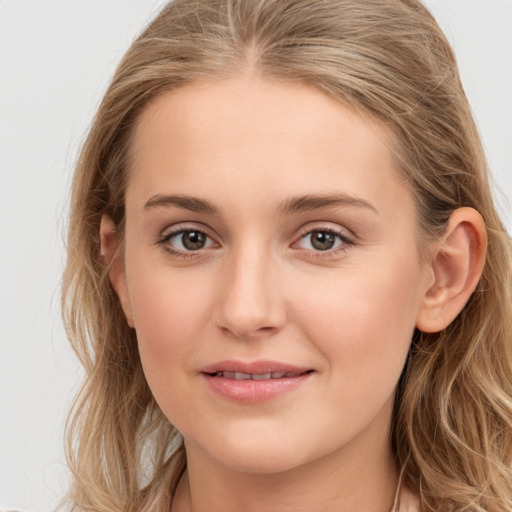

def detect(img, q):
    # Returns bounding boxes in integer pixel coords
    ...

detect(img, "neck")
[171,413,399,512]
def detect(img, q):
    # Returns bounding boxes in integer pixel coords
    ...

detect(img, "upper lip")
[201,360,312,375]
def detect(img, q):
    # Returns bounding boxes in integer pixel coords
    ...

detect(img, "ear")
[100,214,135,328]
[416,207,487,333]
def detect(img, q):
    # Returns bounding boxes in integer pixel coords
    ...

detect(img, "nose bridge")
[214,238,285,338]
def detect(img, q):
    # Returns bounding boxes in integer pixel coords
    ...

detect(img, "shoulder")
[399,485,421,512]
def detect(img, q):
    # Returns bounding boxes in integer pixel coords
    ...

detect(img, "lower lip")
[202,373,312,404]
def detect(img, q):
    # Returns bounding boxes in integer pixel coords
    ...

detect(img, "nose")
[212,245,286,340]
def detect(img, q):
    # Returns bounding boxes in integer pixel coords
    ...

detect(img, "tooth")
[223,371,235,379]
[271,372,285,379]
[251,373,271,380]
[284,372,300,378]
[234,372,251,380]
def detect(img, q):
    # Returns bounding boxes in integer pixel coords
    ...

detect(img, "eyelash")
[158,227,215,260]
[158,226,354,261]
[295,226,354,259]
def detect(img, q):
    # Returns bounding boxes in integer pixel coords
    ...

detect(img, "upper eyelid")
[295,222,355,241]
[160,223,216,239]
[160,229,219,251]
[292,228,354,251]
[158,228,218,257]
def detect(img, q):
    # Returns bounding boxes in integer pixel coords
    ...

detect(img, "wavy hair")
[61,0,512,510]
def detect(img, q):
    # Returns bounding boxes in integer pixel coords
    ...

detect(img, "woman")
[61,0,512,510]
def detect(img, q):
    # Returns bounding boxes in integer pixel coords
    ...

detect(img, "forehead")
[130,77,393,165]
[126,77,412,222]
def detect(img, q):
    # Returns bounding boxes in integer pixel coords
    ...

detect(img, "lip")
[200,360,314,404]
[201,360,311,375]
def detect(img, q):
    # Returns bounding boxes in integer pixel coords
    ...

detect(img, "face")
[113,77,433,475]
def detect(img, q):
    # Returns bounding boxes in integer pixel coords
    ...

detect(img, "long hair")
[61,1,512,510]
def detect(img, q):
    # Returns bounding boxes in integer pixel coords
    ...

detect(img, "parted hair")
[61,0,512,510]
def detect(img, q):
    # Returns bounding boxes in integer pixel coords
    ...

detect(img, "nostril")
[218,324,279,341]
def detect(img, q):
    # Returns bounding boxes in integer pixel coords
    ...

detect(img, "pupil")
[311,231,335,251]
[182,231,205,250]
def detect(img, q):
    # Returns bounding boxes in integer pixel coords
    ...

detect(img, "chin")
[188,423,329,476]
[217,447,306,475]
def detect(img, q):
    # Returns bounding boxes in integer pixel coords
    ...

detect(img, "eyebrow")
[144,194,220,214]
[276,193,377,216]
[143,192,377,216]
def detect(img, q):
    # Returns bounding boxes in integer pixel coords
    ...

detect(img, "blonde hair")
[62,0,512,510]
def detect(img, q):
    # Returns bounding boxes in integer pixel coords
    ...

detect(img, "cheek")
[126,266,221,430]
[292,256,422,386]
[125,261,214,383]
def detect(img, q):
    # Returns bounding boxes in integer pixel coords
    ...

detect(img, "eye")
[295,228,353,256]
[159,228,216,257]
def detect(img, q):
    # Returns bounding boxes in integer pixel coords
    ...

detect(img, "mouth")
[200,360,314,403]
[206,370,311,380]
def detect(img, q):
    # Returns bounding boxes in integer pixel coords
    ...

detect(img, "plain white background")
[0,1,511,510]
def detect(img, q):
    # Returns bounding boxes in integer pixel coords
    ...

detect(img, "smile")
[208,371,306,380]
[201,361,314,403]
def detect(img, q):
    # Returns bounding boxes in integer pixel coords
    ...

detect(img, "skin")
[102,76,487,512]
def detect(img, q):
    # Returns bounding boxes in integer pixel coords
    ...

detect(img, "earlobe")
[100,215,135,328]
[416,207,487,333]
